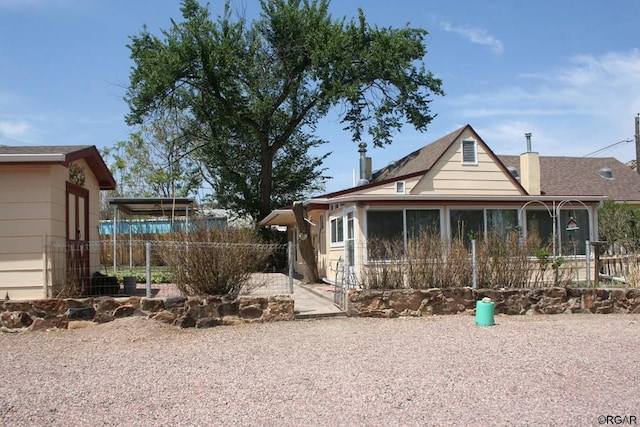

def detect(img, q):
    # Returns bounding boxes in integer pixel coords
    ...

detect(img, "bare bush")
[475,232,536,288]
[156,228,274,297]
[405,234,470,288]
[361,232,573,290]
[364,238,405,289]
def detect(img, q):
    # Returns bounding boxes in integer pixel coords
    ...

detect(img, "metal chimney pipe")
[525,133,532,152]
[358,142,367,180]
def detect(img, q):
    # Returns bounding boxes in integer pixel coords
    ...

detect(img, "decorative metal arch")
[519,199,593,258]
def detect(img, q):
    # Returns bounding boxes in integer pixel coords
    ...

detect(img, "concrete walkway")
[293,283,346,319]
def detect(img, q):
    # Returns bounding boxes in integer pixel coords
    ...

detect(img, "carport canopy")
[108,197,197,217]
[107,197,198,272]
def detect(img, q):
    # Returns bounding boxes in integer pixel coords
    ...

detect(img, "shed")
[0,145,116,299]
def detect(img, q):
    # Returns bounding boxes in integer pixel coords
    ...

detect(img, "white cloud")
[0,120,34,143]
[440,22,504,54]
[446,49,640,160]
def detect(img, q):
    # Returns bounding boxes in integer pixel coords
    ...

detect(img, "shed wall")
[0,165,52,299]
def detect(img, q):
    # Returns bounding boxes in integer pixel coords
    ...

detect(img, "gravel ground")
[1,313,639,427]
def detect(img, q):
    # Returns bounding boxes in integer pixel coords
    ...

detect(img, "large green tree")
[125,0,443,223]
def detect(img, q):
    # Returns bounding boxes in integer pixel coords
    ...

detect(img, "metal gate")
[333,257,346,309]
[333,253,359,311]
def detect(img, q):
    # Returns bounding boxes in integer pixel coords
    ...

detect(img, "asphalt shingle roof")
[499,155,640,201]
[367,124,640,201]
[0,145,93,155]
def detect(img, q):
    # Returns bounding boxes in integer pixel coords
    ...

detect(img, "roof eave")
[259,209,296,227]
[304,194,607,205]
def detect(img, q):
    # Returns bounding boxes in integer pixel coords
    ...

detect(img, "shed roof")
[0,145,116,190]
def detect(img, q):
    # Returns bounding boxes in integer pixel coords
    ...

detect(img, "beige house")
[0,146,116,299]
[261,124,640,283]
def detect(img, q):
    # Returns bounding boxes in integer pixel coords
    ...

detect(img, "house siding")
[413,134,521,195]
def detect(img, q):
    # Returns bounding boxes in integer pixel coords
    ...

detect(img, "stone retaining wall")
[347,287,640,318]
[0,295,294,332]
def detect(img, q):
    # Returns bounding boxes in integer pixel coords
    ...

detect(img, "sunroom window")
[367,209,441,259]
[486,209,519,238]
[525,209,588,256]
[450,209,484,243]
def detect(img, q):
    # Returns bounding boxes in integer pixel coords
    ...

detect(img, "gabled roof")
[315,124,525,199]
[371,125,468,182]
[0,145,116,190]
[499,155,640,201]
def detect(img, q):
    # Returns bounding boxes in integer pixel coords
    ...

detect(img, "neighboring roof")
[499,155,640,201]
[0,145,116,190]
[108,197,197,217]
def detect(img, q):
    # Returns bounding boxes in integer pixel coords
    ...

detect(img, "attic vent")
[598,167,614,180]
[461,139,477,164]
[507,166,520,180]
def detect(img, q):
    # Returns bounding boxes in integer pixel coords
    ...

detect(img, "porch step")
[293,283,346,320]
[295,310,347,320]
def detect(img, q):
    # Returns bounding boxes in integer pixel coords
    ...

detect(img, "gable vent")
[598,167,614,180]
[462,139,477,164]
[507,166,520,180]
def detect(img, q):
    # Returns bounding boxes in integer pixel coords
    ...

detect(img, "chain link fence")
[45,240,293,298]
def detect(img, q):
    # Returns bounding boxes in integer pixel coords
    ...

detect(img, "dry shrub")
[363,235,472,289]
[361,232,574,290]
[475,232,536,288]
[626,264,640,287]
[364,238,405,289]
[156,228,273,297]
[405,234,470,288]
[530,244,575,287]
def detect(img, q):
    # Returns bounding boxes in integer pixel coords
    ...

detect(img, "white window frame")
[461,139,478,165]
[395,181,406,194]
[330,215,345,247]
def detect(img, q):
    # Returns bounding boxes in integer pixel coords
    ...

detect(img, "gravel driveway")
[1,314,639,426]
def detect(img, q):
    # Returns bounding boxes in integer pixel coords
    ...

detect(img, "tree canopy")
[101,113,202,200]
[125,0,443,221]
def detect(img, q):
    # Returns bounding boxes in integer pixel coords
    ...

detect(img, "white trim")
[305,194,606,205]
[0,153,66,162]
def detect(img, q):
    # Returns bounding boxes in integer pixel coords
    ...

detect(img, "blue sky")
[1,0,639,195]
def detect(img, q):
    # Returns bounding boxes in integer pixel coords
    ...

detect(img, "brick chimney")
[520,132,541,195]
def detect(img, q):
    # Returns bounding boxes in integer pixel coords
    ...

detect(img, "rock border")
[346,287,640,318]
[0,294,294,332]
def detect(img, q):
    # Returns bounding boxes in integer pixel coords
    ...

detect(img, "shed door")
[66,182,90,292]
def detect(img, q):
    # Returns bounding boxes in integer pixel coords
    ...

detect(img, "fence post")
[471,239,477,289]
[146,241,152,298]
[585,240,591,287]
[288,241,294,294]
[43,234,49,298]
[113,206,117,273]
